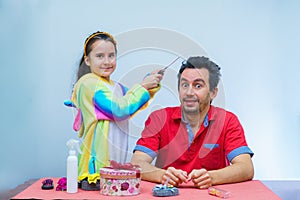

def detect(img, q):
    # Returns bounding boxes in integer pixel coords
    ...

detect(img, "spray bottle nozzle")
[66,139,82,155]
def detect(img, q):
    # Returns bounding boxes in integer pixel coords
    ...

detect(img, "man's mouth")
[183,98,197,102]
[183,99,198,106]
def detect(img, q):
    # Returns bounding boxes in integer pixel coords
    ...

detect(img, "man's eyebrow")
[181,77,206,84]
[180,77,188,82]
[194,78,206,84]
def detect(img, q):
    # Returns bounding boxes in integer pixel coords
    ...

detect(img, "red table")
[12,178,281,200]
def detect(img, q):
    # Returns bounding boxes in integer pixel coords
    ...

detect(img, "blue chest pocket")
[200,143,223,170]
[203,143,220,150]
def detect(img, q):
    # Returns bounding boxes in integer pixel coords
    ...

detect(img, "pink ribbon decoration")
[110,160,140,170]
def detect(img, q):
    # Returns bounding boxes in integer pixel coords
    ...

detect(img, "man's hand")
[188,168,212,189]
[162,167,189,186]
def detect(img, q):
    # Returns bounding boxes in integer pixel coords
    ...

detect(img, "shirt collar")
[173,106,216,128]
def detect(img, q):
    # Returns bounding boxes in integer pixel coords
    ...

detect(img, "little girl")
[65,31,163,190]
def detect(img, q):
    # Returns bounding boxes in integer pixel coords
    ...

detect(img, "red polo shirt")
[134,106,253,173]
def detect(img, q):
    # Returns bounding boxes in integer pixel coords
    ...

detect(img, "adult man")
[131,56,254,189]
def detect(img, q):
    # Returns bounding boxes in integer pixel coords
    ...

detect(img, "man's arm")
[209,154,254,185]
[131,151,166,183]
[131,151,190,186]
[189,154,254,189]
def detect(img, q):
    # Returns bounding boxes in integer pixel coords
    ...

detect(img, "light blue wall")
[1,0,300,191]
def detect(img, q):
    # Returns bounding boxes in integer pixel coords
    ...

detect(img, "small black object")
[81,180,100,191]
[41,179,54,190]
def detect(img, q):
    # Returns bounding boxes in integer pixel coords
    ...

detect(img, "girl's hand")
[141,69,164,90]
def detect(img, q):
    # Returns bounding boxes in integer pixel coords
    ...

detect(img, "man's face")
[178,68,216,115]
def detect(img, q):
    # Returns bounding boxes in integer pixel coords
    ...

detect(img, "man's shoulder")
[153,106,180,113]
[210,106,238,119]
[151,106,181,117]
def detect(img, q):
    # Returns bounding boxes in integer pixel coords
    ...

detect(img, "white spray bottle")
[66,139,81,193]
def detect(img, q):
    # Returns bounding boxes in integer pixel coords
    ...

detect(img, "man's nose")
[186,85,194,95]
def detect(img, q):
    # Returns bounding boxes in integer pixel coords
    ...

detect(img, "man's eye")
[182,83,188,88]
[109,54,115,58]
[97,54,104,58]
[195,84,202,89]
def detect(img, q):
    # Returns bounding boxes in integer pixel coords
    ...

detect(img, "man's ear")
[210,87,218,100]
[84,56,90,66]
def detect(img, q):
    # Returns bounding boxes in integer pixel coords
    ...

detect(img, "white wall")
[1,0,300,192]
